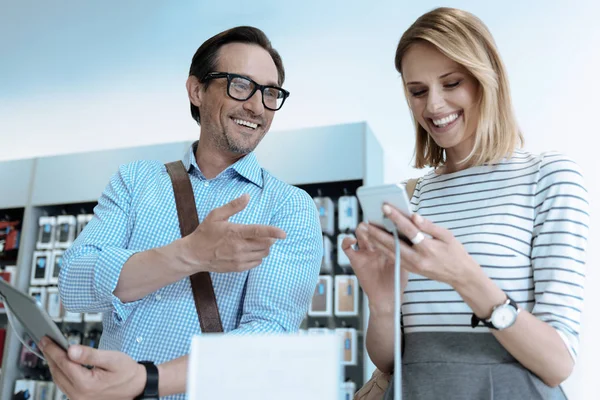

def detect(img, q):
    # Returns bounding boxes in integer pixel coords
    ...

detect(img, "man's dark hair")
[189,26,285,124]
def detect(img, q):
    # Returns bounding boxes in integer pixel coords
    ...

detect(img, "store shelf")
[31,142,190,206]
[0,160,35,210]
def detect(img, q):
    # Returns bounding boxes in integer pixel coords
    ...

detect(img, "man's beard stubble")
[217,125,264,155]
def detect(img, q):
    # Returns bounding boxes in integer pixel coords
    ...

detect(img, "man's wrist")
[133,362,148,399]
[168,238,206,275]
[135,361,159,399]
[153,354,188,397]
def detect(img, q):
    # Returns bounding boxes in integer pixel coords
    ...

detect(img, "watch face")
[491,305,517,330]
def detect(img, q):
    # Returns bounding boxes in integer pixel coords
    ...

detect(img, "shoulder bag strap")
[165,161,224,333]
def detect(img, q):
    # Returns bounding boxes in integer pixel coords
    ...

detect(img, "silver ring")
[410,231,425,245]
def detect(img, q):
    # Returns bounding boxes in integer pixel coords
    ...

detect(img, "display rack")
[299,179,365,395]
[0,207,24,382]
[0,122,384,399]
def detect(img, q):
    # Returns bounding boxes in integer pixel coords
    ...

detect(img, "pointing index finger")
[238,224,286,240]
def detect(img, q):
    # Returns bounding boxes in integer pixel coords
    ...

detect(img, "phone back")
[356,183,413,232]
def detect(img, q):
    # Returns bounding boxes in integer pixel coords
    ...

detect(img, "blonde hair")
[395,7,523,169]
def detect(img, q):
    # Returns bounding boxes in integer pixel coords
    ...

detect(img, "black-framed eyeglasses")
[201,72,290,111]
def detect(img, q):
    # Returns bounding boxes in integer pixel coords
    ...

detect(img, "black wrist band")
[135,361,159,400]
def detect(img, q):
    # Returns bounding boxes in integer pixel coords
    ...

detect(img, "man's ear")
[186,76,203,108]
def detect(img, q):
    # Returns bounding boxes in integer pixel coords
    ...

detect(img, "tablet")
[356,183,413,240]
[0,278,69,351]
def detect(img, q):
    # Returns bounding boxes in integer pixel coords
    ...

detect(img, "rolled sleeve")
[59,163,143,325]
[95,247,143,323]
[530,153,590,361]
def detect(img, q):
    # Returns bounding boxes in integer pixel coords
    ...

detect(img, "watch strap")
[135,361,159,400]
[470,313,494,329]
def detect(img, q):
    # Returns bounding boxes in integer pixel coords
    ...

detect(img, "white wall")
[1,1,598,398]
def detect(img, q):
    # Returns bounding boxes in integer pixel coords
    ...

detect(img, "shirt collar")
[182,141,264,188]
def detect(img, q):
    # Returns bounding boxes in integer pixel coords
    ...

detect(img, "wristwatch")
[471,295,520,330]
[135,361,159,400]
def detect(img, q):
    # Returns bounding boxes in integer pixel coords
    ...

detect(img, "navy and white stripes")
[403,150,589,360]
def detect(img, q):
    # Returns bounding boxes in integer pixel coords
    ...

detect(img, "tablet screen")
[0,279,69,351]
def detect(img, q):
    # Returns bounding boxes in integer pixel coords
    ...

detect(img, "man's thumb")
[68,345,121,370]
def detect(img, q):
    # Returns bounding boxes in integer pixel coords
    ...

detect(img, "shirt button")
[155,294,161,301]
[204,181,209,187]
[136,336,143,344]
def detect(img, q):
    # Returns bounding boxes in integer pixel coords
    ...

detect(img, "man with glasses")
[39,26,322,399]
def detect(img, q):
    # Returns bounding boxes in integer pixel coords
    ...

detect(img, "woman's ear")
[186,76,203,108]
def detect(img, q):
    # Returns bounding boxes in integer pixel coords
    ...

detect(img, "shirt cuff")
[94,247,143,325]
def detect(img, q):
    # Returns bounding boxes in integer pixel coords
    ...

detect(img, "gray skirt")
[383,332,568,400]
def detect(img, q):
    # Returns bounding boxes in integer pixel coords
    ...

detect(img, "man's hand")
[180,194,287,273]
[39,337,147,400]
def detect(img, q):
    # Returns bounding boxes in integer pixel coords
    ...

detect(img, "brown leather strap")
[165,161,224,333]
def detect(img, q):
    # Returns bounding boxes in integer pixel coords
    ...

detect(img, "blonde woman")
[344,7,589,399]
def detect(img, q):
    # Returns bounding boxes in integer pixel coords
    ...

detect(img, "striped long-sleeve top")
[404,149,589,359]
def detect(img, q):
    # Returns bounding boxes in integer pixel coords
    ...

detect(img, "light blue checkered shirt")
[58,142,322,399]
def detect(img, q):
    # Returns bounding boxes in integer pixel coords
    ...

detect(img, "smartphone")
[308,276,332,317]
[335,328,357,366]
[356,183,413,241]
[334,275,359,316]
